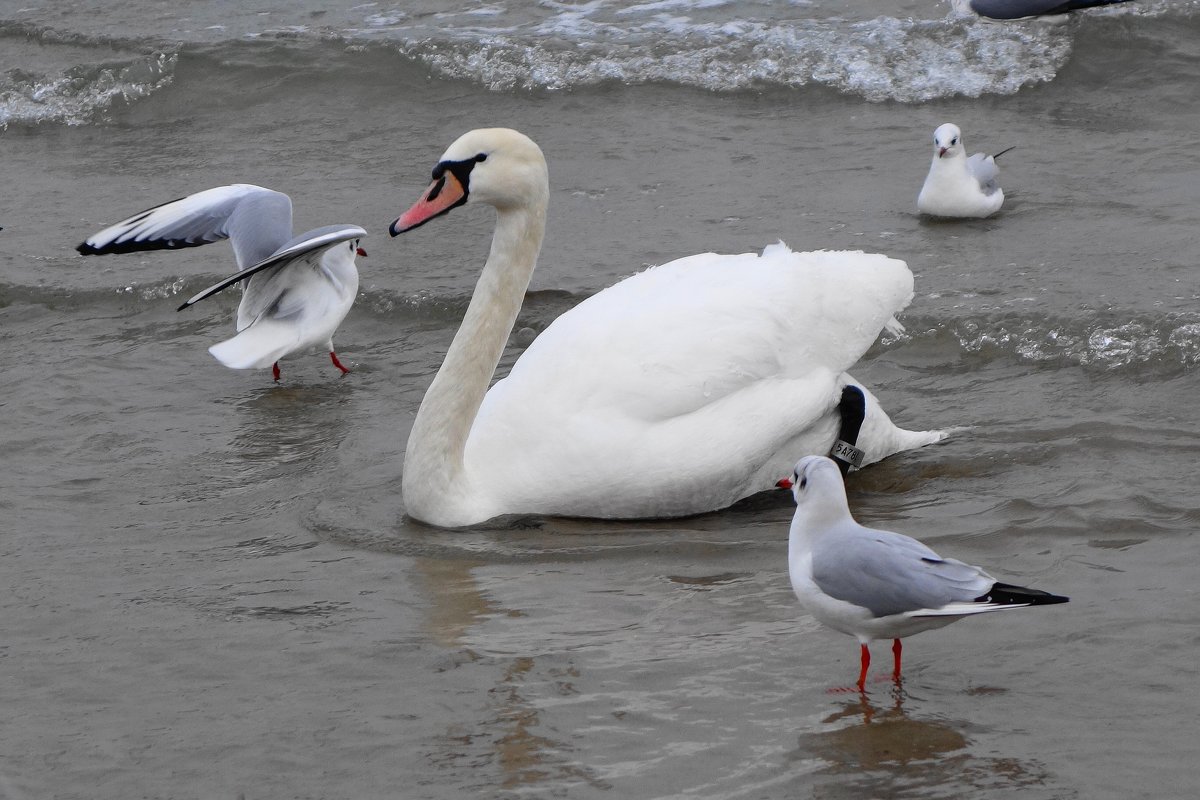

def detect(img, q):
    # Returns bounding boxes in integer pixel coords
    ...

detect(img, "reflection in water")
[414,556,498,649]
[809,689,968,767]
[488,657,606,792]
[414,556,609,792]
[162,382,359,508]
[230,384,352,474]
[165,382,359,531]
[789,689,1053,798]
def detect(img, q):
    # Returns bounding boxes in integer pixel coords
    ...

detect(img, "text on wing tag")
[830,440,865,468]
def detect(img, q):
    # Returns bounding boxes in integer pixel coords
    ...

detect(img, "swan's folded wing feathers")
[468,244,916,517]
[500,245,913,418]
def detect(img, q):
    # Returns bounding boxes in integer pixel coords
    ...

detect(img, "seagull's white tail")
[208,322,300,370]
[906,603,1027,618]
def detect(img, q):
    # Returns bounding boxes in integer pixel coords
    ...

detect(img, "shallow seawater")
[2,1,1200,798]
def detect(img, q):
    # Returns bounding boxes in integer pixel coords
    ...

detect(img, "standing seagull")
[77,184,367,381]
[917,123,1012,219]
[781,456,1068,692]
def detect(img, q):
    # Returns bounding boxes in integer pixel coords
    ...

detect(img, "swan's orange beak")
[776,477,793,490]
[390,171,467,236]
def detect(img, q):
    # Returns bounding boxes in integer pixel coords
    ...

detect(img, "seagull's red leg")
[856,644,871,693]
[892,638,903,682]
[272,362,281,382]
[330,351,350,375]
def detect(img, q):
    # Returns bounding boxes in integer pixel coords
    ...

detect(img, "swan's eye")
[475,153,488,163]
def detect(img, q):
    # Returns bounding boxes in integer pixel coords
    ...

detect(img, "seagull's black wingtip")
[980,582,1070,606]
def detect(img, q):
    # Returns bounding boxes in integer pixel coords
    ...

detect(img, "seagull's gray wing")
[77,184,293,269]
[810,522,994,617]
[969,0,1132,19]
[966,153,1001,195]
[177,225,366,325]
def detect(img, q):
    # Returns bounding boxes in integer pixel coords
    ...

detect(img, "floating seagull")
[917,123,1013,219]
[781,456,1068,692]
[388,128,945,527]
[952,0,1136,20]
[78,184,366,381]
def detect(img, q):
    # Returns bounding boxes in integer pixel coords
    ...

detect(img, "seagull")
[781,456,1068,692]
[951,0,1136,20]
[917,123,1013,219]
[77,184,367,381]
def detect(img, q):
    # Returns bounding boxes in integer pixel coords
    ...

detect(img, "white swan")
[390,128,945,527]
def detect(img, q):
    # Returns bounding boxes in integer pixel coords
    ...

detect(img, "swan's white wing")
[176,225,366,315]
[467,245,915,516]
[77,184,293,269]
[500,245,911,417]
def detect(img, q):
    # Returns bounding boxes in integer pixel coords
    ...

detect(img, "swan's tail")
[884,424,948,454]
[208,322,300,370]
[848,379,947,466]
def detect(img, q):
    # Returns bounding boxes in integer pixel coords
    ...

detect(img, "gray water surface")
[2,2,1199,798]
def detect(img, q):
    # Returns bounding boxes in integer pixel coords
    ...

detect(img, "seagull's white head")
[390,128,549,235]
[784,455,853,529]
[932,122,965,160]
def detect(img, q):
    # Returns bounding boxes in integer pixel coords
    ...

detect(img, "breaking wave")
[0,22,176,127]
[5,0,1193,123]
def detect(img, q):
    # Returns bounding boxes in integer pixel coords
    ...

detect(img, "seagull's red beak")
[938,146,948,158]
[776,477,793,490]
[356,247,368,257]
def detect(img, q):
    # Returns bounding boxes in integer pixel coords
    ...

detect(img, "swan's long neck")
[403,199,546,523]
